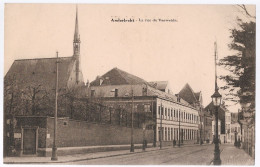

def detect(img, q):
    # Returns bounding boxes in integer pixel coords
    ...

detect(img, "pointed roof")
[194,91,202,102]
[90,67,149,86]
[5,57,76,90]
[178,83,198,105]
[74,6,80,42]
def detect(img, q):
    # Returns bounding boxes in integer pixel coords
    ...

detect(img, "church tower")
[73,7,81,84]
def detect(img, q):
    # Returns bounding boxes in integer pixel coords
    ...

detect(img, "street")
[65,144,216,165]
[4,143,254,165]
[62,144,254,165]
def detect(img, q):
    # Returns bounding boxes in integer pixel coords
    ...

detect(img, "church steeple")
[73,6,80,56]
[73,6,81,84]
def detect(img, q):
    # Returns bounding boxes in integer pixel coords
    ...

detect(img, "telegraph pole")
[130,88,134,152]
[160,101,163,149]
[178,109,181,147]
[51,51,59,161]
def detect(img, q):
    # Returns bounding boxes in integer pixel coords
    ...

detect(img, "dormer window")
[99,78,103,85]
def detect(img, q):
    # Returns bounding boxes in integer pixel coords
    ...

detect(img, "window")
[168,108,170,117]
[115,89,118,97]
[165,127,167,141]
[158,106,160,115]
[165,108,167,119]
[162,107,164,116]
[144,104,151,112]
[168,128,170,140]
[171,109,173,118]
[174,109,176,117]
[91,90,95,97]
[142,87,147,96]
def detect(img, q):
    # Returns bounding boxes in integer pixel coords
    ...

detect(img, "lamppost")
[211,42,222,165]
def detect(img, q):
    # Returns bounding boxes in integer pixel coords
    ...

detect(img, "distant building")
[225,111,231,143]
[178,83,202,109]
[178,83,212,143]
[205,102,230,143]
[88,68,200,146]
[230,122,241,144]
[212,118,221,141]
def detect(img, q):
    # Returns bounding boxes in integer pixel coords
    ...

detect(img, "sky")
[4,4,256,112]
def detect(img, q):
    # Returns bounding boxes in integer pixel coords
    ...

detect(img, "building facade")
[88,68,200,146]
[205,102,228,143]
[225,111,231,143]
[178,83,212,143]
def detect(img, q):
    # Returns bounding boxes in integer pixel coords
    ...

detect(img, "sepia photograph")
[2,2,256,165]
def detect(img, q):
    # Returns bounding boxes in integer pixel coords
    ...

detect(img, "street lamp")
[211,41,222,165]
[211,88,222,165]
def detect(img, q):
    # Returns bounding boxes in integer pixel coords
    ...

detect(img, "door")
[23,128,36,155]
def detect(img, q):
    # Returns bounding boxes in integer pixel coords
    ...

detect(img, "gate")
[22,127,38,155]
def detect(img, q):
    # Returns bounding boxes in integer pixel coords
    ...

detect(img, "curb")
[4,147,170,164]
[4,144,202,164]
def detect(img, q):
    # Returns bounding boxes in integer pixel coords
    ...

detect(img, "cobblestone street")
[63,144,254,165]
[4,144,254,165]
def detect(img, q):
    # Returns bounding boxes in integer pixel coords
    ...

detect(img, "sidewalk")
[3,145,165,164]
[209,144,255,165]
[4,143,199,164]
[220,144,255,165]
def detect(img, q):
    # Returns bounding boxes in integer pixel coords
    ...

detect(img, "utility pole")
[178,109,181,147]
[51,51,59,161]
[160,100,162,149]
[130,89,134,152]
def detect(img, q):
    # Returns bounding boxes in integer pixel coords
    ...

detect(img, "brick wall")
[46,117,154,148]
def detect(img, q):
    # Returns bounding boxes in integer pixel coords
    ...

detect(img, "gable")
[178,83,197,105]
[90,67,148,86]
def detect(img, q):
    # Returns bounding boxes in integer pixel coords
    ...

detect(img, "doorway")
[22,127,38,155]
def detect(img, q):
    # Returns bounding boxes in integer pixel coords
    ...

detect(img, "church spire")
[73,6,81,84]
[74,6,80,43]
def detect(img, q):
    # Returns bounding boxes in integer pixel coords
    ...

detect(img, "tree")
[219,7,255,112]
